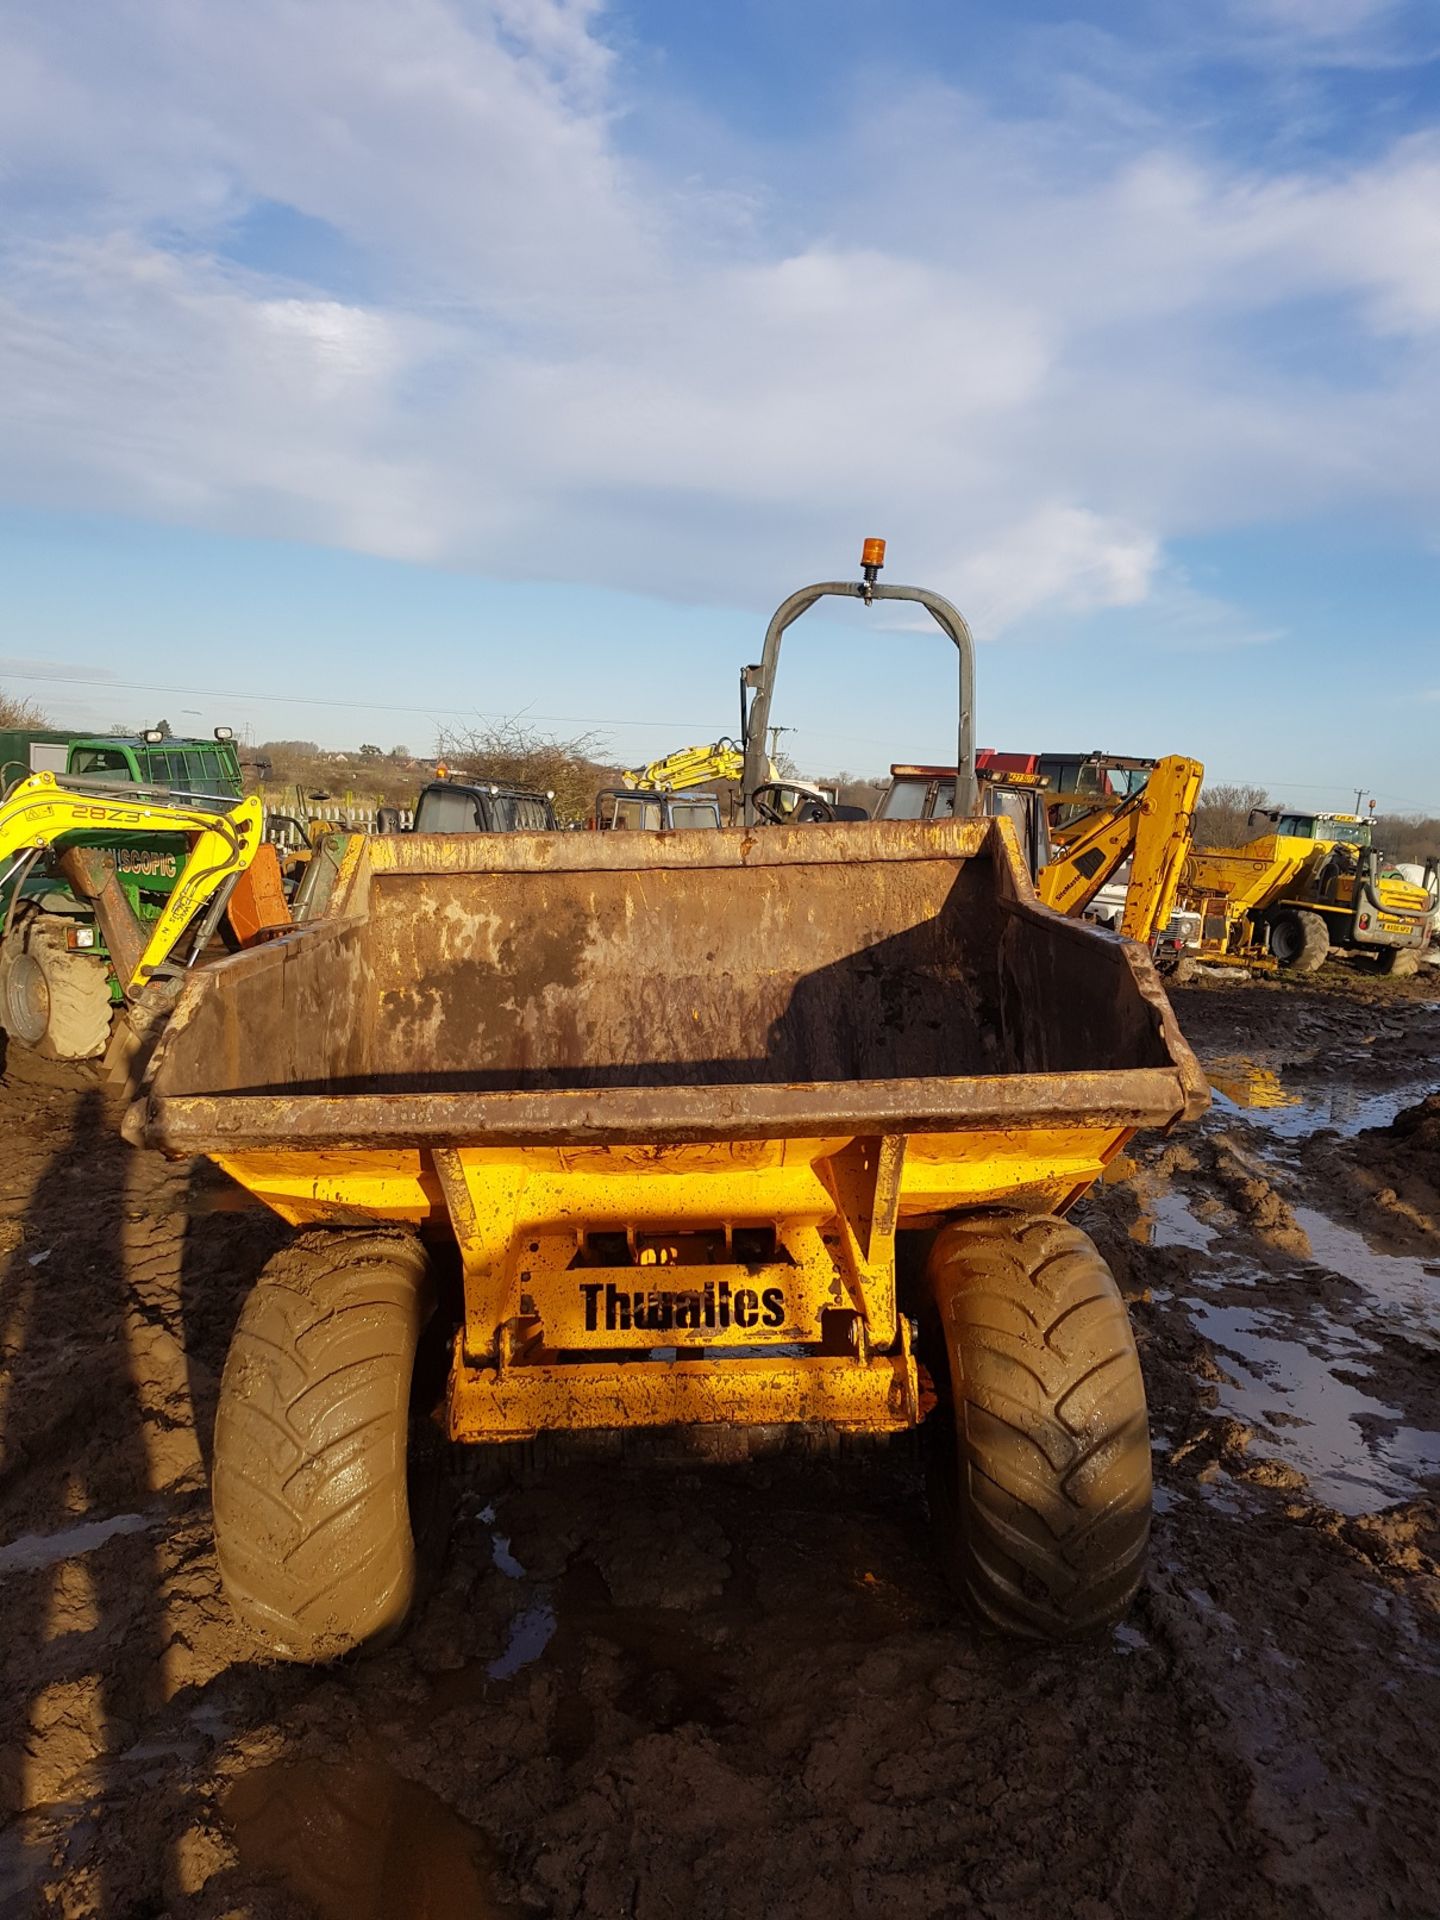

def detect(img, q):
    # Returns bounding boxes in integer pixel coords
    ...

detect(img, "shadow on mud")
[0,1067,299,1910]
[176,1156,290,1481]
[223,1755,520,1920]
[0,1089,169,1903]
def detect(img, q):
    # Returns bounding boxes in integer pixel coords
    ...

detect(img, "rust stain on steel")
[143,1068,1196,1155]
[136,815,1209,1157]
[445,1346,920,1441]
[365,816,995,876]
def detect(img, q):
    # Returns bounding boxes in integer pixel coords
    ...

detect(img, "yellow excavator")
[621,739,746,792]
[0,771,264,1060]
[876,755,1205,956]
[1035,756,1206,945]
[613,739,840,828]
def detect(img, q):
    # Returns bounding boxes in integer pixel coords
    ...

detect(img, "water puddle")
[123,1695,233,1768]
[1206,1055,1435,1141]
[224,1758,519,1919]
[1113,1622,1150,1656]
[0,1510,155,1578]
[1130,1190,1217,1252]
[1206,1057,1302,1115]
[1187,1298,1440,1514]
[1291,1206,1440,1347]
[479,1505,526,1581]
[473,1502,557,1682]
[487,1602,558,1680]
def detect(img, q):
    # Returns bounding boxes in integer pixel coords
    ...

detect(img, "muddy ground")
[1,962,1438,1919]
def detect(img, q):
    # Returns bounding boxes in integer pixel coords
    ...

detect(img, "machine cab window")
[667,798,723,830]
[414,786,486,832]
[69,746,139,781]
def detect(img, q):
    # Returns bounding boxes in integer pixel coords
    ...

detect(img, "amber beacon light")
[859,536,887,601]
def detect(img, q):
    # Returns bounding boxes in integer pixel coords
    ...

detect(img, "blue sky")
[2,0,1440,808]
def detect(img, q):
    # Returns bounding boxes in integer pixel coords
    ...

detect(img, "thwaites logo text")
[580,1280,786,1334]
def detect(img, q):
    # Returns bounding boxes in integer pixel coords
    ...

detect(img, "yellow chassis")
[216,1124,1135,1441]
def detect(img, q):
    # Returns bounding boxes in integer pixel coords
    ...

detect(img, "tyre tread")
[926,1212,1151,1638]
[1,923,112,1059]
[213,1230,432,1661]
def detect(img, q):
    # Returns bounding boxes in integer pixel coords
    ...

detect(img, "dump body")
[135,817,1206,1441]
[1185,832,1435,963]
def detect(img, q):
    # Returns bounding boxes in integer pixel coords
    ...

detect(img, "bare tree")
[0,687,47,729]
[1370,813,1440,864]
[818,769,887,814]
[1192,785,1440,862]
[1192,783,1271,849]
[434,717,618,824]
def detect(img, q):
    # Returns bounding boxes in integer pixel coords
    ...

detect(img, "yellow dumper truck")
[1182,807,1437,976]
[130,547,1207,1658]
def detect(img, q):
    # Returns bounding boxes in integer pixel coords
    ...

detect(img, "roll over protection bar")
[1357,850,1440,926]
[741,575,977,827]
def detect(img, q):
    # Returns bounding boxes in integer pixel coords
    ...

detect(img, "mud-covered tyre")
[1377,946,1421,978]
[213,1230,442,1661]
[1268,909,1328,973]
[0,922,112,1059]
[922,1212,1151,1639]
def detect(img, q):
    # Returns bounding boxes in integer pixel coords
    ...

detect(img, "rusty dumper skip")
[130,550,1207,1660]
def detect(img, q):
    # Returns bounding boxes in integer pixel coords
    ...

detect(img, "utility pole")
[767,724,794,762]
[1353,788,1368,815]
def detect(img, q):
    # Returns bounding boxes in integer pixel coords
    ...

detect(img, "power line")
[0,663,899,756]
[0,664,718,734]
[1255,778,1437,813]
[21,663,1431,800]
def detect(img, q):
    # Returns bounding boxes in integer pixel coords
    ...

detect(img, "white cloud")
[1242,0,1396,38]
[0,233,460,560]
[0,0,1438,636]
[942,508,1159,637]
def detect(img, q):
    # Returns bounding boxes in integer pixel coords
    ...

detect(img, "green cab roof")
[70,734,236,750]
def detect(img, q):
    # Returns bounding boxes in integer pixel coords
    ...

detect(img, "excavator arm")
[0,772,264,992]
[621,740,747,793]
[1036,756,1204,943]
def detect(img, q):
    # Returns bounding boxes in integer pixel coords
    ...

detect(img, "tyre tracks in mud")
[0,974,1435,1918]
[1075,971,1440,1918]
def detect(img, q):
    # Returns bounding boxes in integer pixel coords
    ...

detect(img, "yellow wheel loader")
[129,541,1206,1660]
[0,772,264,1061]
